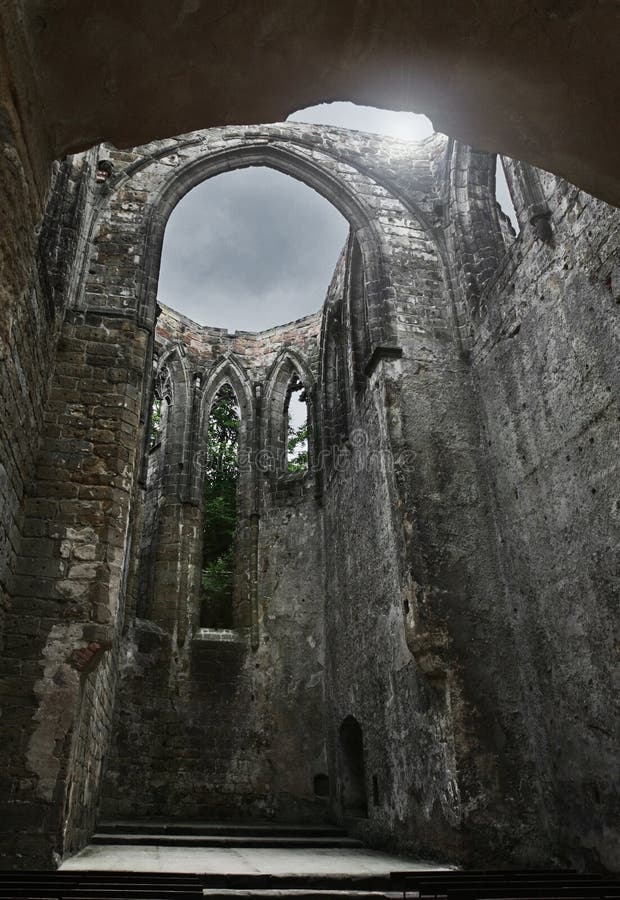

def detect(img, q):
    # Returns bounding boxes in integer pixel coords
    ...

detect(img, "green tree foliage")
[287,377,309,473]
[201,385,239,628]
[287,420,308,473]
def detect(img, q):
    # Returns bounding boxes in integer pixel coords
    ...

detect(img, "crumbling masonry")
[0,123,619,872]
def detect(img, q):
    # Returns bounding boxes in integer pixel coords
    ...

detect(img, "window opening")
[495,156,520,235]
[201,383,239,628]
[285,374,309,474]
[149,396,165,449]
[158,167,348,331]
[287,102,434,142]
[149,366,172,450]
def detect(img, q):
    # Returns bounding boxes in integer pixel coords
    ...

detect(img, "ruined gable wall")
[101,306,329,821]
[0,123,539,864]
[79,122,442,836]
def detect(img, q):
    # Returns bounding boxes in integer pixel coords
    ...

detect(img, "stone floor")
[61,844,453,875]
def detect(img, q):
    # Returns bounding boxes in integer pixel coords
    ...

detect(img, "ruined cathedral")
[1,4,619,883]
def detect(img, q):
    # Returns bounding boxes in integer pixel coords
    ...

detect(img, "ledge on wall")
[364,344,403,378]
[191,627,247,650]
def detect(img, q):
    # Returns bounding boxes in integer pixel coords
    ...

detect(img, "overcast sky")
[158,165,349,332]
[158,103,434,332]
[158,102,517,332]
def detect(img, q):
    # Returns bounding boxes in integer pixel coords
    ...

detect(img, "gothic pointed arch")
[189,354,254,503]
[151,340,190,430]
[265,347,316,478]
[155,339,190,385]
[192,355,256,632]
[198,380,240,630]
[147,341,193,490]
[136,141,394,355]
[202,353,252,414]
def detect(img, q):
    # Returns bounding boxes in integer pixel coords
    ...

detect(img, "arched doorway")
[339,716,368,819]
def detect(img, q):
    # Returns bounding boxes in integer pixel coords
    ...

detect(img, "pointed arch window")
[494,155,520,239]
[149,365,172,450]
[266,352,315,482]
[285,374,309,474]
[200,383,240,628]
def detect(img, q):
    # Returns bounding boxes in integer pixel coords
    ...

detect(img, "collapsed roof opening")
[287,102,434,141]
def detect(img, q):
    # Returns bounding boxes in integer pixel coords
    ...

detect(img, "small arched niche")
[339,715,368,818]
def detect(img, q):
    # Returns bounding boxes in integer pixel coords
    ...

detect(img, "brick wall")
[1,307,149,865]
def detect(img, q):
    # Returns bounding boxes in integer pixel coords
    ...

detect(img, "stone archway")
[3,2,619,206]
[339,716,368,819]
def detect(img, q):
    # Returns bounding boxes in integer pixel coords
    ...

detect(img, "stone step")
[201,891,397,899]
[97,820,347,839]
[36,892,395,900]
[198,878,394,891]
[8,871,614,900]
[91,833,365,849]
[57,882,392,899]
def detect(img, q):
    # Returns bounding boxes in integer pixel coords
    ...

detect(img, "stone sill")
[191,627,247,648]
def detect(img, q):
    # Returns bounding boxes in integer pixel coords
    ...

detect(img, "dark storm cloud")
[158,103,436,332]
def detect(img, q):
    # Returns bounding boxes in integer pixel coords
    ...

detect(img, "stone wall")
[319,156,540,865]
[101,306,329,821]
[0,146,103,866]
[0,139,153,865]
[102,485,328,821]
[470,174,620,871]
[0,153,89,638]
[0,119,618,872]
[1,305,149,865]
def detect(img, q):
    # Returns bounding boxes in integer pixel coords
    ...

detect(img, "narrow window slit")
[201,383,239,629]
[285,373,309,474]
